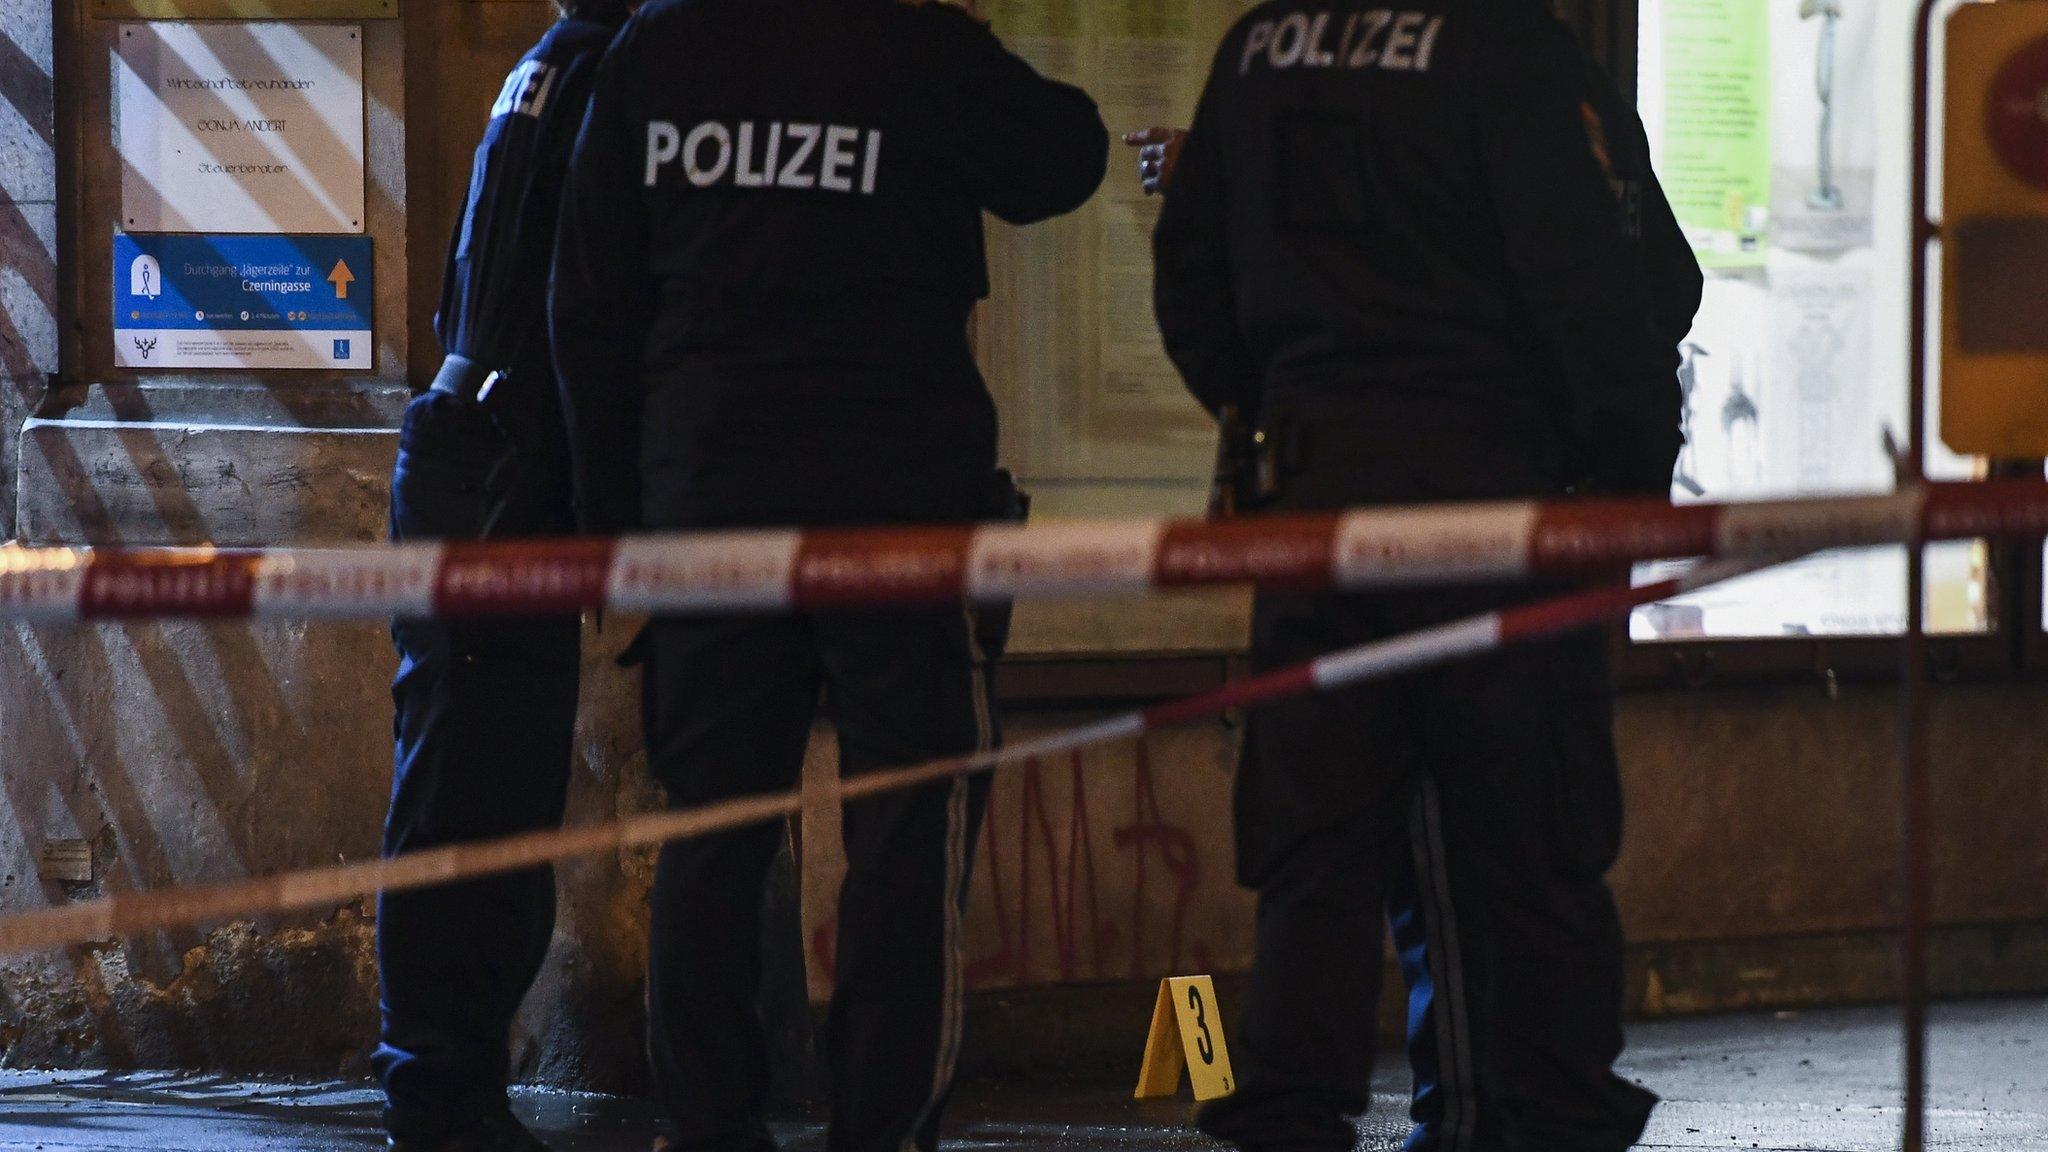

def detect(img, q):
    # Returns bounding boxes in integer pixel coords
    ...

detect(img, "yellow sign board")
[1133,975,1237,1102]
[93,0,396,17]
[1941,2,2048,456]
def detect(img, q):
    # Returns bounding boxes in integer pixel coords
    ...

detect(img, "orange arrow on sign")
[328,259,356,300]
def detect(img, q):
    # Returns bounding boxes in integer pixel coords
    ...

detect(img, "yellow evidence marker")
[1133,975,1237,1102]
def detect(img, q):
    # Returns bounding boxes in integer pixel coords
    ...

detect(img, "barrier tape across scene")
[0,555,1773,956]
[0,479,2040,621]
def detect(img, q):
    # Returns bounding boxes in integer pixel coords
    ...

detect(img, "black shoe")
[388,1109,552,1152]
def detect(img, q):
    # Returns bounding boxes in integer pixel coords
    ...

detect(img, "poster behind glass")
[978,0,1267,517]
[1633,0,1987,641]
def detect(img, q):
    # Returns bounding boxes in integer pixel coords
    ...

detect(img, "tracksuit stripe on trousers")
[903,615,992,1152]
[1408,780,1477,1152]
[905,776,971,1152]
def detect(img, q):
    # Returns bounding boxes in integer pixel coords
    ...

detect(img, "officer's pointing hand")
[1123,127,1188,196]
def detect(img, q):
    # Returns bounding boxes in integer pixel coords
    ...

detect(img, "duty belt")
[428,353,501,403]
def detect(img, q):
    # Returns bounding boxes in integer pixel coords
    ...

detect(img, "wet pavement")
[0,998,2040,1151]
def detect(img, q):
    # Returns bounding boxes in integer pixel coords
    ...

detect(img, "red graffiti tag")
[1117,740,1201,979]
[967,755,1117,985]
[815,737,1210,995]
[966,742,1203,988]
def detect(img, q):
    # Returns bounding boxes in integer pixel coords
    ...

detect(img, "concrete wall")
[7,581,2047,1089]
[0,0,58,539]
[0,0,682,1092]
[0,0,2042,1098]
[0,0,410,1080]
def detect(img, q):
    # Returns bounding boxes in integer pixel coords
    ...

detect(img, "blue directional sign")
[114,234,373,371]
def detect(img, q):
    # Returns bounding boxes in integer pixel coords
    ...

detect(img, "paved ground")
[0,999,2040,1151]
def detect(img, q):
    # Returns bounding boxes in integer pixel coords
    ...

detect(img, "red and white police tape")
[1,479,2040,621]
[0,556,1764,955]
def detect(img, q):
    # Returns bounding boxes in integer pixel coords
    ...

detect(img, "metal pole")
[1900,523,1931,1152]
[1903,2,1942,1148]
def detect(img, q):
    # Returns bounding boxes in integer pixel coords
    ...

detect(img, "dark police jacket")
[435,16,619,450]
[551,0,1109,534]
[1155,0,1703,504]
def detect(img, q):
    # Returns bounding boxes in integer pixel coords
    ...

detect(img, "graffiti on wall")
[803,727,1251,996]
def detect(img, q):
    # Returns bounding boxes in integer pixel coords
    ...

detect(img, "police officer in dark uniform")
[548,3,1106,1150]
[1149,2,1702,1150]
[375,4,633,1149]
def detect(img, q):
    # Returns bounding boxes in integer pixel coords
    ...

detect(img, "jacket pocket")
[398,391,506,470]
[391,394,509,541]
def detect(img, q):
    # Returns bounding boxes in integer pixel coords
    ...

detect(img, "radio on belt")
[1942,3,2048,457]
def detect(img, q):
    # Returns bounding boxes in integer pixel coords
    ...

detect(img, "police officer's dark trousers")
[1199,593,1654,1152]
[1196,403,1656,1152]
[375,376,582,1141]
[642,607,994,1152]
